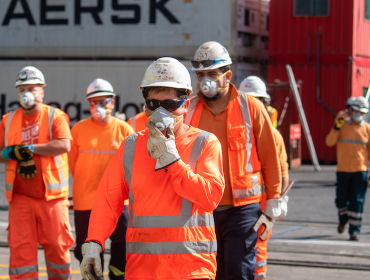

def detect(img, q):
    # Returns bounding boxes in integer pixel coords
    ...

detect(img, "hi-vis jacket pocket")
[228,126,246,150]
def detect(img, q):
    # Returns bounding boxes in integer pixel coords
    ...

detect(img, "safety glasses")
[191,59,227,68]
[145,99,186,112]
[89,98,113,107]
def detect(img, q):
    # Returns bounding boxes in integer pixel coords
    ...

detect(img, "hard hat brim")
[191,61,232,71]
[15,80,46,87]
[352,107,369,113]
[140,81,192,94]
[86,91,116,99]
[240,91,270,99]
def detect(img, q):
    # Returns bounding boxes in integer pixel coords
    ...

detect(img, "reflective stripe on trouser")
[214,203,261,280]
[336,171,368,234]
[8,193,75,280]
[123,131,216,255]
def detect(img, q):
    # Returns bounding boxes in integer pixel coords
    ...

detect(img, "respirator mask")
[91,105,111,121]
[148,107,182,131]
[199,70,230,98]
[352,112,364,123]
[19,90,41,110]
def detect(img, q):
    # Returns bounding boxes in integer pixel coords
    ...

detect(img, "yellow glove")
[334,118,345,130]
[17,159,37,179]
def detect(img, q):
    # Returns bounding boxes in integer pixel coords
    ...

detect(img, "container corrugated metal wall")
[268,0,366,163]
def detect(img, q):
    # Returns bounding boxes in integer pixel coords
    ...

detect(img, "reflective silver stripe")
[6,184,13,191]
[184,97,199,125]
[46,269,71,280]
[4,110,17,147]
[79,150,116,155]
[338,139,368,146]
[9,265,38,275]
[338,206,348,212]
[256,260,267,268]
[233,175,263,199]
[349,219,362,226]
[49,107,56,141]
[126,240,217,255]
[347,211,363,218]
[255,272,266,279]
[46,168,68,190]
[55,156,62,168]
[188,130,211,171]
[130,116,137,131]
[45,259,71,270]
[123,133,139,217]
[238,93,253,173]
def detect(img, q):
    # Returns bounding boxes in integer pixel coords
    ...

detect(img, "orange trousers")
[8,193,75,280]
[255,194,271,280]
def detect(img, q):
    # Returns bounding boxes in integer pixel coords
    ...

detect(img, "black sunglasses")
[145,99,186,112]
[191,59,227,68]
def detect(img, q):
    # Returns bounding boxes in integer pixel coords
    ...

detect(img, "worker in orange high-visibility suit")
[239,76,289,280]
[69,78,134,280]
[127,111,149,132]
[187,42,281,280]
[80,57,225,280]
[0,66,75,280]
[326,96,370,241]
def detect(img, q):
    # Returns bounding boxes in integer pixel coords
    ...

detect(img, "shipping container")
[0,60,198,125]
[269,0,370,163]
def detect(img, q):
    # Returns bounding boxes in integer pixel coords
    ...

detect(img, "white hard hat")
[238,76,269,99]
[346,97,356,106]
[86,78,115,99]
[191,41,232,71]
[15,66,45,87]
[140,57,192,93]
[351,96,369,113]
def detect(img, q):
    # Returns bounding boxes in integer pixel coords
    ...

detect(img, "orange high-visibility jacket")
[3,105,70,202]
[127,112,149,132]
[267,106,278,128]
[185,88,281,206]
[87,127,225,280]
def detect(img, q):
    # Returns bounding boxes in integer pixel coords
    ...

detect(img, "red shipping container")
[268,0,370,163]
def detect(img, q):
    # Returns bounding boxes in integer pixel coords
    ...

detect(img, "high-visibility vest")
[185,92,263,206]
[127,111,148,132]
[3,105,70,202]
[122,130,217,277]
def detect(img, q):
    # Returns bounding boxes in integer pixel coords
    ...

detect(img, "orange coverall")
[86,127,225,280]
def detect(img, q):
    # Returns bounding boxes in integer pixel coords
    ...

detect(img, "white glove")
[277,196,289,221]
[146,122,180,171]
[80,242,103,280]
[263,198,282,222]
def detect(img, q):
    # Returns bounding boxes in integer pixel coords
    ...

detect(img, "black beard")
[20,103,36,111]
[201,92,222,101]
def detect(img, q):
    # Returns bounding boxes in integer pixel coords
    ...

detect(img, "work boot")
[349,233,359,241]
[337,224,346,234]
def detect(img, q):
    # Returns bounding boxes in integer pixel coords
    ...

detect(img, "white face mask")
[91,105,111,121]
[19,90,41,110]
[199,70,230,98]
[352,112,364,123]
[148,107,182,131]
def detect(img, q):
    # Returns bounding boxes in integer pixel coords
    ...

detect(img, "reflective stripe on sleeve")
[9,265,38,275]
[238,93,254,173]
[338,139,368,146]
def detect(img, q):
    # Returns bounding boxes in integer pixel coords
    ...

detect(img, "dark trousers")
[74,205,129,280]
[213,203,261,280]
[336,171,368,234]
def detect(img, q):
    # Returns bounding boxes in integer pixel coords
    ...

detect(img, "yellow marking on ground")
[0,270,108,279]
[0,265,8,268]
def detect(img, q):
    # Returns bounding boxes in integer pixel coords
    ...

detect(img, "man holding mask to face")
[326,96,370,241]
[80,57,225,280]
